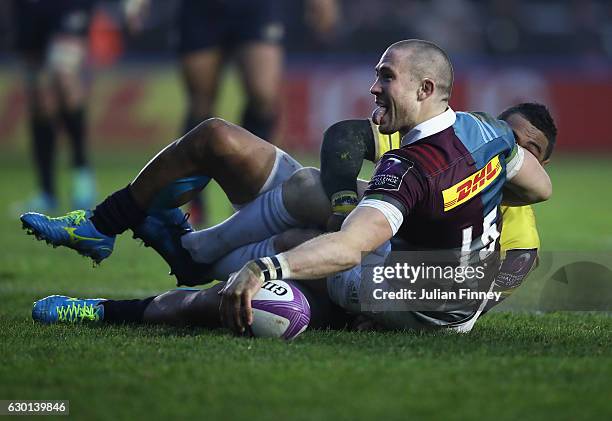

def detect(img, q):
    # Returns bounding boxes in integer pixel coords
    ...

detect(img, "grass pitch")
[0,151,611,420]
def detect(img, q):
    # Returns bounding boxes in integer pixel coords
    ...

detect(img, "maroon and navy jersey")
[362,109,522,257]
[358,109,524,328]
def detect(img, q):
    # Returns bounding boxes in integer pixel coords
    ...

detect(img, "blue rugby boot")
[20,209,115,264]
[32,295,106,324]
[132,208,213,287]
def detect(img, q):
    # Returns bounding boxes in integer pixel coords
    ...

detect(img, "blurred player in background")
[11,0,98,213]
[176,0,338,225]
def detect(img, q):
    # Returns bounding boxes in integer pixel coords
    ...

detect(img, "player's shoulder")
[455,111,512,134]
[453,111,516,152]
[370,149,422,189]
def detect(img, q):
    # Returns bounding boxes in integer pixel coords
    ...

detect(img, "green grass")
[0,150,611,420]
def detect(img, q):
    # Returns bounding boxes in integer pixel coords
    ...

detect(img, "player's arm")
[221,152,418,333]
[504,145,552,205]
[219,206,394,333]
[278,206,392,279]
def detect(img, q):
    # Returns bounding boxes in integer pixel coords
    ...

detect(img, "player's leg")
[180,50,223,226]
[12,1,58,213]
[176,0,228,226]
[233,0,285,141]
[20,118,282,266]
[33,277,346,331]
[180,51,223,132]
[143,284,224,327]
[130,119,279,209]
[182,167,362,264]
[236,42,283,142]
[21,55,59,212]
[30,288,213,327]
[208,228,322,280]
[180,118,374,262]
[179,49,224,226]
[176,0,225,133]
[49,2,96,209]
[180,153,305,264]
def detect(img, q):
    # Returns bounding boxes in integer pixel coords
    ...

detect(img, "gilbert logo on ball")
[251,281,310,340]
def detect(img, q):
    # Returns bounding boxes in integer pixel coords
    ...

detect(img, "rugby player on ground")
[29,100,555,330]
[219,39,551,333]
[19,102,555,289]
[26,40,554,332]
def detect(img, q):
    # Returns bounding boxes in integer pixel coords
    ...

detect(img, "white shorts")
[326,242,482,332]
[233,147,303,210]
[326,241,392,314]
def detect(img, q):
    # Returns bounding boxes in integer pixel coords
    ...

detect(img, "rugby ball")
[251,281,310,340]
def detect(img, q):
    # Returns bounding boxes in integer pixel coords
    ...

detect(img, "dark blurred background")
[2,0,606,57]
[0,0,610,153]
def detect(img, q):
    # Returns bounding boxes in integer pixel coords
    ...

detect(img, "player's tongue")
[372,106,388,125]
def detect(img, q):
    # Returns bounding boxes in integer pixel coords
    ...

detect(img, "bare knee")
[181,117,237,163]
[273,228,323,252]
[285,167,321,196]
[283,167,331,227]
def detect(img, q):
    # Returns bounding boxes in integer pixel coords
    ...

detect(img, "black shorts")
[13,0,95,53]
[177,0,285,54]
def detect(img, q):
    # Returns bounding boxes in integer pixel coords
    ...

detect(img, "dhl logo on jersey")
[442,155,502,211]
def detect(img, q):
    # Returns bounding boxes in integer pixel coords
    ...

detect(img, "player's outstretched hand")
[219,264,263,335]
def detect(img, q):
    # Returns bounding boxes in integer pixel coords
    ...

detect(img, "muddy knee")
[283,167,331,227]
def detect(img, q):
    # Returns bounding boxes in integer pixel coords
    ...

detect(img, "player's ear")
[418,78,435,100]
[541,158,550,166]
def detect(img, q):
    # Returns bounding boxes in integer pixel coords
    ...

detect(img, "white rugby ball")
[251,281,311,340]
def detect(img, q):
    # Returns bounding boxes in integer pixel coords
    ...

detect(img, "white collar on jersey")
[400,107,456,146]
